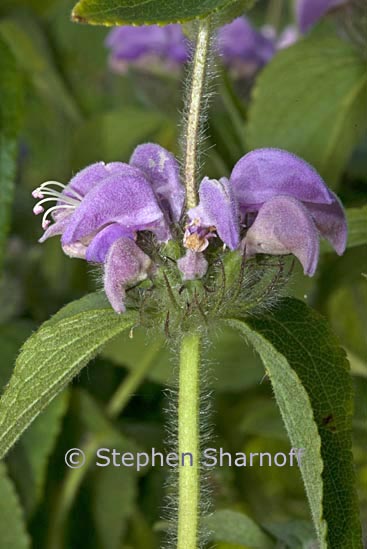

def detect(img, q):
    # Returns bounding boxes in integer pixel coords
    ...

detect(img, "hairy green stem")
[177,332,201,549]
[184,18,212,210]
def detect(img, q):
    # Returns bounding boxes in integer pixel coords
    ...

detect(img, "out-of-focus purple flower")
[105,24,189,73]
[296,0,349,33]
[33,143,184,312]
[218,17,299,76]
[181,148,347,277]
[218,17,275,75]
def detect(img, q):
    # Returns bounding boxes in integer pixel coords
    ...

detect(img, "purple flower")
[296,0,349,33]
[182,148,347,277]
[218,17,276,75]
[33,143,184,313]
[105,24,189,73]
[218,17,299,76]
[177,250,208,281]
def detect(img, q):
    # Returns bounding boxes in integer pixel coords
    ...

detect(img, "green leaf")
[0,16,80,122]
[72,108,171,168]
[0,37,23,273]
[227,297,362,548]
[11,392,70,516]
[321,206,367,253]
[71,0,254,26]
[247,27,367,185]
[0,462,30,549]
[204,509,273,548]
[92,461,138,549]
[103,325,263,392]
[0,322,35,391]
[264,520,316,549]
[0,292,137,459]
[346,206,367,249]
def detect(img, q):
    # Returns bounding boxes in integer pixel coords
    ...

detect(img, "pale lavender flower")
[182,148,347,277]
[296,0,349,33]
[105,24,189,73]
[218,17,276,75]
[232,149,347,275]
[32,143,184,313]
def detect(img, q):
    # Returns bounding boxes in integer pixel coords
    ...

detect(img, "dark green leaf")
[71,0,254,26]
[204,509,273,548]
[0,462,30,549]
[92,463,138,549]
[72,108,171,168]
[0,37,23,272]
[227,298,362,548]
[0,292,137,459]
[6,391,69,517]
[0,16,80,122]
[247,27,367,185]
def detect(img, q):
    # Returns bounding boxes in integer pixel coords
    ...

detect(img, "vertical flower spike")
[243,195,320,276]
[218,17,275,74]
[103,237,154,313]
[185,177,240,251]
[130,143,184,222]
[296,0,349,33]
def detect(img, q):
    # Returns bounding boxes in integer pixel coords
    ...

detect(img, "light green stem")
[177,332,201,549]
[184,18,212,210]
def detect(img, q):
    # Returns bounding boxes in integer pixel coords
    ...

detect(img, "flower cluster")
[33,145,347,313]
[181,149,347,281]
[32,144,184,313]
[105,1,350,76]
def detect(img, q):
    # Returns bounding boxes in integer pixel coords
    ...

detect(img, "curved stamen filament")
[34,181,84,202]
[41,205,75,229]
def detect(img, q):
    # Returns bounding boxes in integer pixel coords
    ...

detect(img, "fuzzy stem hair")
[177,331,201,549]
[183,17,214,210]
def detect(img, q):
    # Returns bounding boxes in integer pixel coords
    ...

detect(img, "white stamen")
[33,205,44,215]
[41,205,75,231]
[32,179,83,231]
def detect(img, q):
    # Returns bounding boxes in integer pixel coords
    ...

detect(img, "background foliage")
[0,0,366,547]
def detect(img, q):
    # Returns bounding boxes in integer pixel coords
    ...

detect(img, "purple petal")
[61,166,171,247]
[105,24,188,67]
[177,250,208,280]
[231,148,335,212]
[296,0,348,33]
[67,161,127,198]
[243,195,320,276]
[276,25,299,49]
[307,192,347,255]
[130,143,184,222]
[39,213,72,243]
[218,17,275,69]
[188,177,240,250]
[103,237,153,313]
[86,224,135,263]
[163,25,190,63]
